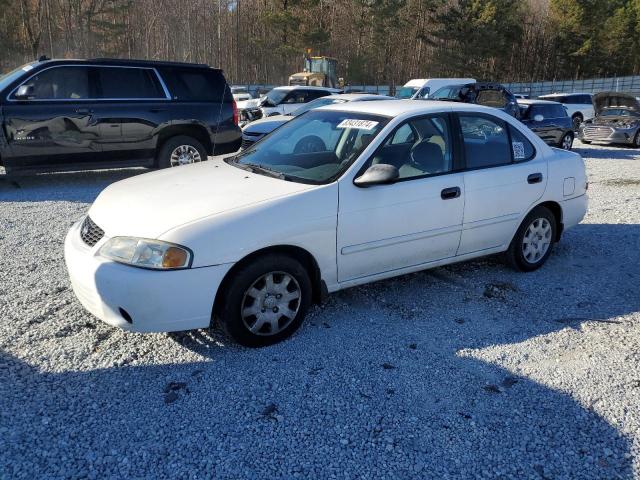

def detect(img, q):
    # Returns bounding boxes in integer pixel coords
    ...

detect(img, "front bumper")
[579,125,637,145]
[64,220,233,333]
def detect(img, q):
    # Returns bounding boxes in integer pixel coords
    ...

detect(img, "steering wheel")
[294,135,326,154]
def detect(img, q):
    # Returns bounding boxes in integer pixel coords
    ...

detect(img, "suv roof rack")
[87,58,216,69]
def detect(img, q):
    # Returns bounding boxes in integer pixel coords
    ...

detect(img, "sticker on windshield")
[512,141,525,160]
[337,119,379,131]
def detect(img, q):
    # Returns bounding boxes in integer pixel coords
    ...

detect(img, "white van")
[396,78,476,100]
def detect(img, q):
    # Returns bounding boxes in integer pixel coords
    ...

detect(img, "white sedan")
[65,101,588,347]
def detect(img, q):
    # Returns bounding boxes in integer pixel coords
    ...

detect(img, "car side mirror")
[533,114,544,122]
[14,84,34,100]
[354,164,399,187]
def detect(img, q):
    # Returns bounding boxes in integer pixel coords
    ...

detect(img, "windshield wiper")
[243,162,290,181]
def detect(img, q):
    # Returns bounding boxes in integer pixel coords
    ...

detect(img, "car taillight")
[232,100,239,126]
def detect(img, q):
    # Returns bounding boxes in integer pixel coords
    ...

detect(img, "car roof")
[327,93,394,101]
[317,99,507,117]
[272,85,342,92]
[539,92,592,97]
[518,99,562,105]
[37,58,218,70]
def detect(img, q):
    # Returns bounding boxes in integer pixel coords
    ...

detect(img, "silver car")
[578,92,640,147]
[240,93,394,150]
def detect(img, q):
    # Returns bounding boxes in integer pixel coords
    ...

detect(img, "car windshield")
[396,87,418,99]
[600,108,636,117]
[289,97,346,116]
[0,62,35,92]
[227,110,390,184]
[263,88,289,106]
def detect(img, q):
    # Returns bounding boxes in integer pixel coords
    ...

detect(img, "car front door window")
[15,66,90,100]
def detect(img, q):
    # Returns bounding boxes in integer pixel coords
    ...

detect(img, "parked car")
[428,82,519,118]
[236,85,341,128]
[396,78,476,100]
[538,93,594,131]
[231,86,252,102]
[518,99,574,150]
[578,92,640,147]
[0,58,240,174]
[240,93,394,150]
[65,100,588,347]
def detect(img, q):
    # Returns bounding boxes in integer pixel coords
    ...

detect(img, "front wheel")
[506,206,556,272]
[157,135,207,168]
[217,254,312,347]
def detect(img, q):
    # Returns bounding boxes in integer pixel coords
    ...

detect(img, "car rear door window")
[15,66,90,100]
[96,67,164,99]
[459,114,511,169]
[307,90,331,100]
[159,68,228,102]
[508,126,536,162]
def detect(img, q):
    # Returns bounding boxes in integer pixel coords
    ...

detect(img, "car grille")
[80,216,105,247]
[583,126,614,140]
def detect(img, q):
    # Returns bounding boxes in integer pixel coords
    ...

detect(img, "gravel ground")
[0,141,639,479]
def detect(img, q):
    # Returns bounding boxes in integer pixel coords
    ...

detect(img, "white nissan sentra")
[65,100,588,347]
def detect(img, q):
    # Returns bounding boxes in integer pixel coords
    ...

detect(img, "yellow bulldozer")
[289,55,341,89]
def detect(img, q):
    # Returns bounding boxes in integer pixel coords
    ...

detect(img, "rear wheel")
[217,254,312,347]
[506,206,557,272]
[571,114,583,132]
[559,132,574,150]
[157,135,207,168]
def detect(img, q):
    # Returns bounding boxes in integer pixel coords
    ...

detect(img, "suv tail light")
[232,100,239,126]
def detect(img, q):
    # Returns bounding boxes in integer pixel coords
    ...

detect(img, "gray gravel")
[1,141,639,479]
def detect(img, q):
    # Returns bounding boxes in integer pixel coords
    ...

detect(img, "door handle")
[528,173,543,184]
[441,187,461,200]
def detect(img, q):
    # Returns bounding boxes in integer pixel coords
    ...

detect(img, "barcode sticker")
[512,142,525,160]
[337,119,379,130]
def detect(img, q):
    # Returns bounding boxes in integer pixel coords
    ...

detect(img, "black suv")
[0,58,240,174]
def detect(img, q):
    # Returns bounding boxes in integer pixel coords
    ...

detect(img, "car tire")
[157,135,207,168]
[571,114,583,132]
[634,131,640,148]
[559,132,574,150]
[217,254,312,347]
[506,206,556,272]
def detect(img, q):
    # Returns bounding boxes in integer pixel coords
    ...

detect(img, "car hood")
[242,115,292,135]
[593,92,640,116]
[591,114,640,126]
[88,159,315,239]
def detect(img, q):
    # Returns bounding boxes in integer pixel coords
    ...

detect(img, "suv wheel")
[158,135,207,168]
[571,114,583,132]
[506,206,556,272]
[217,254,312,347]
[559,132,573,150]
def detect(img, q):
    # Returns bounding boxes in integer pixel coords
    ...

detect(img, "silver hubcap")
[562,134,573,150]
[170,145,202,167]
[241,272,301,336]
[522,218,552,263]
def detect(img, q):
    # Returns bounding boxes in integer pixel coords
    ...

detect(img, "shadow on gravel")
[574,145,640,161]
[0,169,146,203]
[2,224,638,478]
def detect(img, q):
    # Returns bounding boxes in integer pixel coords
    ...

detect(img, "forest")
[2,0,640,86]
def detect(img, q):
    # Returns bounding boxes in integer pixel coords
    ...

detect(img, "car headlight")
[98,237,192,270]
[618,123,636,129]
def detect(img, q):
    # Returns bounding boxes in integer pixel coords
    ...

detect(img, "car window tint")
[459,114,511,168]
[307,90,331,100]
[508,126,535,162]
[97,67,164,99]
[18,66,89,100]
[159,68,228,102]
[370,114,453,180]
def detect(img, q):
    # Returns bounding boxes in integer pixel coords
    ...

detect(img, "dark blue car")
[518,99,574,150]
